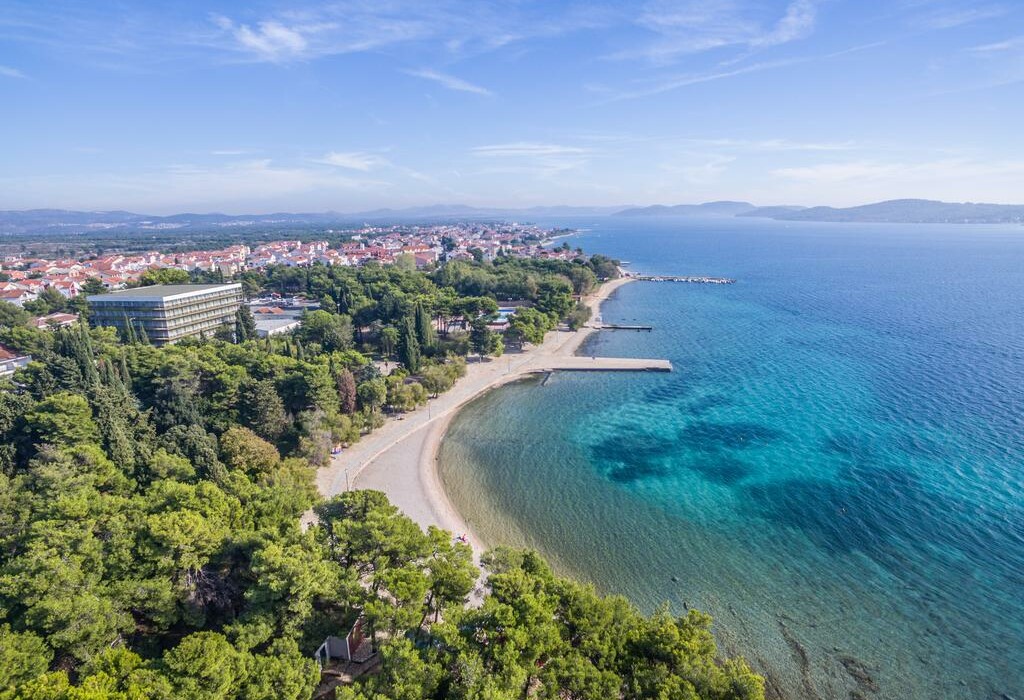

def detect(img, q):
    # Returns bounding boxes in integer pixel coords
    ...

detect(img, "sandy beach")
[315,275,636,552]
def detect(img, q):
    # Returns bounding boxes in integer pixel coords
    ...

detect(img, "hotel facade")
[87,283,243,345]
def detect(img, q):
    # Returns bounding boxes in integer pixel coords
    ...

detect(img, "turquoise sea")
[438,217,1024,700]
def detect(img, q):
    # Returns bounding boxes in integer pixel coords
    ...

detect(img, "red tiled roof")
[0,344,28,361]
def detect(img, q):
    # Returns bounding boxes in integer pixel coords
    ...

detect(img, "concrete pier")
[592,323,653,331]
[634,275,735,284]
[528,357,672,373]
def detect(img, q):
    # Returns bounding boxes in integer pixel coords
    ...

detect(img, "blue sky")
[2,0,1022,213]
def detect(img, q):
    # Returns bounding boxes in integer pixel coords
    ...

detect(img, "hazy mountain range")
[752,199,1024,224]
[614,199,1024,223]
[613,200,762,217]
[1,199,1022,235]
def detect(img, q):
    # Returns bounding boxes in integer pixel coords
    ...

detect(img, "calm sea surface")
[438,217,1024,700]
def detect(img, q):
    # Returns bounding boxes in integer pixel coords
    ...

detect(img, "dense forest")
[0,256,764,699]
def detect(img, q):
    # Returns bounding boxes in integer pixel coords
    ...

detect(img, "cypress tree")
[121,312,137,344]
[77,322,99,387]
[99,358,117,390]
[336,285,350,314]
[414,300,436,351]
[119,353,131,387]
[336,368,357,415]
[397,316,420,373]
[235,306,257,342]
[93,386,136,470]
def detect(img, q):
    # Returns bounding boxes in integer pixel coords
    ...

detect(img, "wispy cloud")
[598,41,883,101]
[561,132,860,153]
[661,154,735,184]
[917,4,1007,30]
[623,0,818,64]
[211,149,250,156]
[473,143,589,158]
[933,26,1024,94]
[680,137,858,152]
[204,2,607,65]
[0,158,394,213]
[968,35,1024,53]
[314,151,389,171]
[406,68,492,95]
[207,7,437,63]
[212,15,320,62]
[0,65,27,79]
[603,57,799,100]
[751,0,817,48]
[772,158,1024,183]
[773,160,906,182]
[472,142,591,177]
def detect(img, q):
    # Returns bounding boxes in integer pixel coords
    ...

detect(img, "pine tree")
[470,318,494,359]
[239,379,289,442]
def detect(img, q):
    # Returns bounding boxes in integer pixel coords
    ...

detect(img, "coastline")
[315,274,635,552]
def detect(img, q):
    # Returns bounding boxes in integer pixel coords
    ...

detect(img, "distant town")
[0,221,578,309]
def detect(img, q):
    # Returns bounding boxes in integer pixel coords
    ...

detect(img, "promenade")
[314,275,668,551]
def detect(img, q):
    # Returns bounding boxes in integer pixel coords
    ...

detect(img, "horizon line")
[5,196,1024,218]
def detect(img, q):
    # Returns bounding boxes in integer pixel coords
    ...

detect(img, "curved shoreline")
[317,275,636,552]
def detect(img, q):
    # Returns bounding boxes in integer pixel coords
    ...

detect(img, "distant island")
[614,198,1024,224]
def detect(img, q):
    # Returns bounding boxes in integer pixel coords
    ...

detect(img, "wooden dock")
[634,275,735,284]
[529,357,672,373]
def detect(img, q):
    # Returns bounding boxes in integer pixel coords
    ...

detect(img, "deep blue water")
[438,217,1024,699]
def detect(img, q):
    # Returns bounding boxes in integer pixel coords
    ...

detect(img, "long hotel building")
[87,283,243,345]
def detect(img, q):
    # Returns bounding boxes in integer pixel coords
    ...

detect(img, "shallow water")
[438,217,1024,699]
